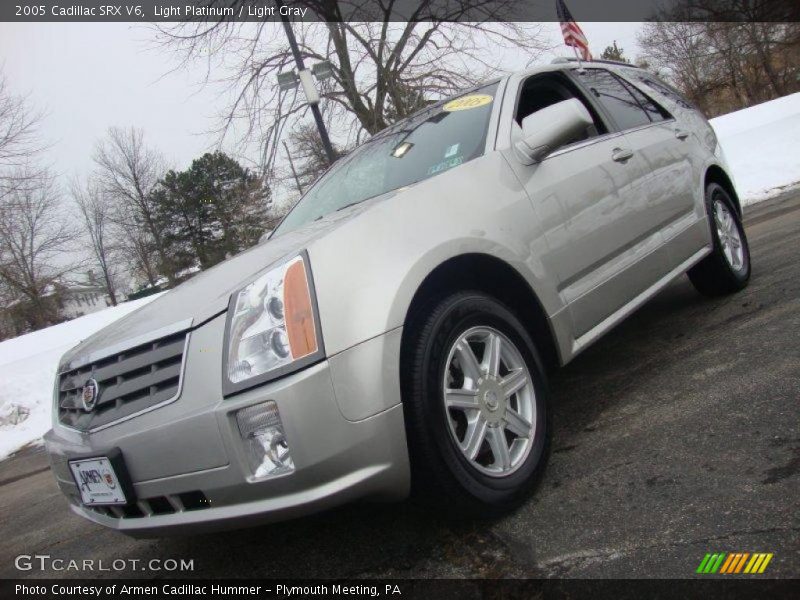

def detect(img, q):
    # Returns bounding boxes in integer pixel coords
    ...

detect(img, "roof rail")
[551,57,638,68]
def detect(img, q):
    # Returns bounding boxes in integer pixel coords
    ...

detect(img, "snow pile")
[0,295,161,460]
[711,92,800,204]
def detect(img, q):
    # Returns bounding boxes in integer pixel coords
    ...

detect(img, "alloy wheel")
[713,198,745,272]
[442,326,537,477]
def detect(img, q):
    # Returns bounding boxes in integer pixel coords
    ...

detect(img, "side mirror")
[515,98,594,164]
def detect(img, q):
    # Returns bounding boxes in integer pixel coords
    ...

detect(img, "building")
[52,280,112,320]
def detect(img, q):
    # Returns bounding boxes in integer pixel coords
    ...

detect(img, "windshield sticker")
[444,143,460,158]
[427,155,464,176]
[443,94,493,112]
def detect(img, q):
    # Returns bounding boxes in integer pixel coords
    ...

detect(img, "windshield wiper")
[336,200,364,212]
[311,200,365,222]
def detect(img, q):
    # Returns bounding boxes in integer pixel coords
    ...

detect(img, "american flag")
[556,0,592,61]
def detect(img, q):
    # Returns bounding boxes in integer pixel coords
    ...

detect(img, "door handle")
[611,148,634,163]
[675,129,690,140]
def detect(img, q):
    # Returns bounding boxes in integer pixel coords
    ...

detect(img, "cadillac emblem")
[81,378,99,412]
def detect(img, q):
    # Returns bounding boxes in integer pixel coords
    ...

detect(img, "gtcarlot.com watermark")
[14,554,194,572]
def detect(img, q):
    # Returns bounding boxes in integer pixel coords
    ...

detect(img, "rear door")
[573,68,698,264]
[617,68,713,265]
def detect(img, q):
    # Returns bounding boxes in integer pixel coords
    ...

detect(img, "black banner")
[2,579,799,600]
[2,0,800,23]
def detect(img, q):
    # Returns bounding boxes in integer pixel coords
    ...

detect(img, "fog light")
[235,402,294,479]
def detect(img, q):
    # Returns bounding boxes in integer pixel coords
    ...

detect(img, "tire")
[688,183,751,296]
[400,291,550,517]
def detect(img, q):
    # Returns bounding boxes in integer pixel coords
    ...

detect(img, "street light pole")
[276,0,336,165]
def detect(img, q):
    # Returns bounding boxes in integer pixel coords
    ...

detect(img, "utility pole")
[276,0,336,165]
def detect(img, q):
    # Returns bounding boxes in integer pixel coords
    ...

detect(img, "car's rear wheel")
[401,291,550,516]
[688,183,751,296]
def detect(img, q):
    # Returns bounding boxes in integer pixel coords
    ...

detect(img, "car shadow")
[549,277,705,437]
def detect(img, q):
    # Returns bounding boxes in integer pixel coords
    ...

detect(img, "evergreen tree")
[156,152,270,271]
[600,41,630,63]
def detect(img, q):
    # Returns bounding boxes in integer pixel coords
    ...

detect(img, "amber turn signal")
[283,259,318,359]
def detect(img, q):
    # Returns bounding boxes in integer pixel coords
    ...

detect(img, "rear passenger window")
[621,80,670,123]
[629,71,696,110]
[576,69,652,131]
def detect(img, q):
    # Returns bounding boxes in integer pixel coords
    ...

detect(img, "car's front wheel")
[401,291,550,516]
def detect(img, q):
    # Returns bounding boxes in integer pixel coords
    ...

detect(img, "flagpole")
[572,45,583,68]
[557,0,590,68]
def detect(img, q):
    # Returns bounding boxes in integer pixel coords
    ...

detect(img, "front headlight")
[223,252,324,395]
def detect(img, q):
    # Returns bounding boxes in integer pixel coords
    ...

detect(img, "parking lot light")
[311,60,334,81]
[277,70,300,92]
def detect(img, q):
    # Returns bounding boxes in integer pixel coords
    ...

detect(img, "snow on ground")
[0,295,162,459]
[1,93,799,461]
[711,92,800,205]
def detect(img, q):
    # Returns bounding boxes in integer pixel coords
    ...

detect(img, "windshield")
[274,82,500,236]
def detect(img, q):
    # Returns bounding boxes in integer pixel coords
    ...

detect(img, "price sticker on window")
[443,94,493,112]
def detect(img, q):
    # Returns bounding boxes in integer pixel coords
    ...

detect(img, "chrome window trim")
[57,331,191,434]
[544,117,678,161]
[545,131,625,159]
[616,118,677,136]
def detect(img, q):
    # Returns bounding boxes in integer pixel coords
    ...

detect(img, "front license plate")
[69,457,127,506]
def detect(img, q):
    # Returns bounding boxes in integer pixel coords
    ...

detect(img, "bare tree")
[0,170,80,330]
[638,1,800,116]
[638,22,715,111]
[0,70,46,196]
[286,122,344,193]
[72,177,121,305]
[155,2,549,174]
[92,126,175,284]
[117,219,161,288]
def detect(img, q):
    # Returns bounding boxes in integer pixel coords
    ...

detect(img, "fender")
[308,152,566,358]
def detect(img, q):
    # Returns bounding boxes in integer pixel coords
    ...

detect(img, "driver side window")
[514,72,607,146]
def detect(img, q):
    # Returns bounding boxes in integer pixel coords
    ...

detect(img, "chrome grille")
[58,332,188,431]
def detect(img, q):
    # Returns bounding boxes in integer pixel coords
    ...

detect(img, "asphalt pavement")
[1,193,798,580]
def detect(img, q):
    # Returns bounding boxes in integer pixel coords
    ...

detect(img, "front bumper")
[44,314,410,537]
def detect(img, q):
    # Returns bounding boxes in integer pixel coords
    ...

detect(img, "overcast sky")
[0,22,642,184]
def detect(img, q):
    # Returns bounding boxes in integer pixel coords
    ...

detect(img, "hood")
[60,196,388,367]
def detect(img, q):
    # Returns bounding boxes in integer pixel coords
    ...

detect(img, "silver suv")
[45,60,750,536]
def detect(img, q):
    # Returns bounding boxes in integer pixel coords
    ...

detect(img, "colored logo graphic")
[696,552,773,574]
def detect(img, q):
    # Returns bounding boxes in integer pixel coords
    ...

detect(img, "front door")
[501,70,672,344]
